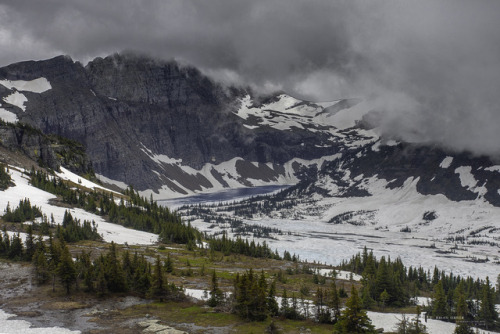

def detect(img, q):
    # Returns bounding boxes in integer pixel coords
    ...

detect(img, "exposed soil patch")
[0,261,151,333]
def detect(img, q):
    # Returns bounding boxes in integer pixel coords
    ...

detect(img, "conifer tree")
[24,225,35,261]
[164,253,174,273]
[208,270,223,307]
[380,289,390,309]
[432,280,448,319]
[8,233,24,260]
[281,288,290,317]
[95,259,108,297]
[361,282,375,309]
[58,245,76,294]
[479,276,497,329]
[330,280,341,322]
[267,280,279,316]
[454,281,474,334]
[150,255,168,302]
[105,242,127,292]
[334,286,376,334]
[33,249,49,285]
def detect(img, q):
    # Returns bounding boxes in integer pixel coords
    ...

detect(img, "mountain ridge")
[0,54,365,197]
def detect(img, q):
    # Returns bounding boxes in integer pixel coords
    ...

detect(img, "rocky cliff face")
[1,54,499,207]
[0,54,352,197]
[0,122,93,175]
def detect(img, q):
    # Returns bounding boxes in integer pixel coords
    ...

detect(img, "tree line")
[340,247,499,332]
[28,169,283,260]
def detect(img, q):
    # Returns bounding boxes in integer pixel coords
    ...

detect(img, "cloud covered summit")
[1,0,499,156]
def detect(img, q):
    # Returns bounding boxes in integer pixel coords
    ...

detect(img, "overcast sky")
[1,0,500,157]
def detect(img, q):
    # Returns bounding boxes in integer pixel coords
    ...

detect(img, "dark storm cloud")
[1,0,500,156]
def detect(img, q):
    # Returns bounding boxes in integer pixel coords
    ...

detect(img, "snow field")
[0,106,18,123]
[56,167,121,194]
[3,91,28,111]
[190,172,500,280]
[0,78,52,93]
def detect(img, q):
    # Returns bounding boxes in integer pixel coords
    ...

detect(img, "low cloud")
[1,0,499,156]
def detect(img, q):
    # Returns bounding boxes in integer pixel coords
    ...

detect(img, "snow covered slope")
[132,94,376,199]
[0,168,157,245]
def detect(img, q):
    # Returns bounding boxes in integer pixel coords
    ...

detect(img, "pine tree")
[361,282,375,309]
[164,253,174,273]
[8,233,24,259]
[150,255,168,302]
[316,287,331,323]
[208,270,223,307]
[33,249,49,285]
[432,280,448,319]
[95,259,108,297]
[453,280,474,334]
[281,288,290,317]
[57,245,76,294]
[334,286,376,334]
[394,311,428,334]
[267,280,279,316]
[24,225,35,261]
[330,280,341,321]
[375,256,393,304]
[105,242,127,292]
[380,289,390,309]
[479,276,497,329]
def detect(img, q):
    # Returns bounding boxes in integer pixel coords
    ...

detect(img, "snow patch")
[95,173,128,190]
[440,157,453,169]
[485,166,500,173]
[3,91,28,111]
[0,77,52,93]
[0,107,18,123]
[0,309,80,333]
[57,167,121,194]
[455,166,487,196]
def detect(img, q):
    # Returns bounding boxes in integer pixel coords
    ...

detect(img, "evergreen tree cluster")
[56,211,101,242]
[208,233,280,259]
[233,269,271,321]
[0,163,11,190]
[0,228,30,260]
[0,211,101,263]
[33,238,184,300]
[3,198,42,223]
[430,276,498,332]
[341,248,499,331]
[29,170,201,244]
[29,169,290,261]
[341,248,414,307]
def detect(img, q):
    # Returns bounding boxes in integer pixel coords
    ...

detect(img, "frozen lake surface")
[158,185,288,210]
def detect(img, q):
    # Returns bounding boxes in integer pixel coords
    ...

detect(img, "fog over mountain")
[1,0,499,157]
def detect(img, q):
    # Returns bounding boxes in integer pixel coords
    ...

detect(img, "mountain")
[0,54,373,198]
[1,53,499,209]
